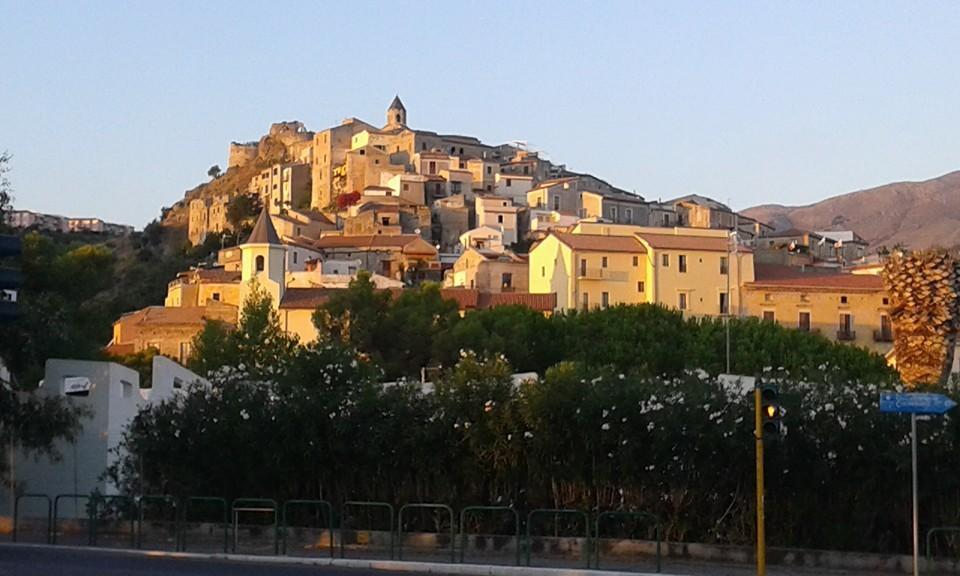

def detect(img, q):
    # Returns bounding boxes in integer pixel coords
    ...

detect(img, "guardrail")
[16,493,662,571]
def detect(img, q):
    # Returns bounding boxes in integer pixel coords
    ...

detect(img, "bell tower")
[386,95,406,129]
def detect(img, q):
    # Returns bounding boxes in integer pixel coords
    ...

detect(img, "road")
[0,545,371,576]
[0,543,883,576]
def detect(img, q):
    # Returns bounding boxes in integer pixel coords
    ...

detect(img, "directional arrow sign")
[879,392,957,415]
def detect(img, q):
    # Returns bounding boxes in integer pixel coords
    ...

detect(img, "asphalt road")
[0,543,882,576]
[0,545,372,576]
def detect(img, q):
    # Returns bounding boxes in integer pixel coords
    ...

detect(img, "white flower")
[507,433,513,441]
[602,409,609,418]
[240,409,250,421]
[601,423,611,431]
[524,431,534,439]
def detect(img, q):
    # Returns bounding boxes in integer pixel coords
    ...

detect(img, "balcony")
[873,329,894,343]
[577,268,628,281]
[836,330,857,341]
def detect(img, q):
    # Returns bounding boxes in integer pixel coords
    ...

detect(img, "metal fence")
[9,493,661,572]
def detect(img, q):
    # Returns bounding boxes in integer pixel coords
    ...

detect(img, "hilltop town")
[98,96,902,373]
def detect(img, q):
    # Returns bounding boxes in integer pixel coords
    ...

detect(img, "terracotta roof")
[195,268,242,283]
[245,207,281,245]
[279,288,337,309]
[122,306,237,326]
[634,232,729,252]
[748,268,885,291]
[479,292,556,312]
[440,288,479,309]
[553,232,646,253]
[314,234,423,250]
[439,289,555,312]
[754,263,844,281]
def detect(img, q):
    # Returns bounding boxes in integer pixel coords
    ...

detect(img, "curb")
[0,542,669,576]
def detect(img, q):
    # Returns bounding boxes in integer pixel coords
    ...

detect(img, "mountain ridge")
[742,170,960,250]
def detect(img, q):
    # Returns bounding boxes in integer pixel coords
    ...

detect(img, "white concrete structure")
[1,358,204,519]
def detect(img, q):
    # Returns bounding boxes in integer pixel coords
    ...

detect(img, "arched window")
[255,255,265,272]
[395,113,402,123]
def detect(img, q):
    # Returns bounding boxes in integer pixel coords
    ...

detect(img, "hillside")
[742,170,960,251]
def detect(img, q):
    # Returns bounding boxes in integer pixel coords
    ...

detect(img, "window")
[632,255,639,266]
[541,266,546,277]
[601,256,608,268]
[678,292,688,310]
[396,113,402,123]
[840,295,848,304]
[506,178,512,187]
[374,159,380,165]
[762,310,775,323]
[719,292,729,315]
[450,146,456,154]
[839,313,852,332]
[883,297,889,305]
[255,255,265,272]
[421,142,427,151]
[173,377,183,390]
[429,161,436,174]
[122,380,133,399]
[637,281,645,293]
[487,166,492,175]
[662,213,670,226]
[602,292,610,308]
[625,208,633,222]
[552,195,560,210]
[582,292,589,310]
[212,292,221,301]
[610,206,618,220]
[662,254,670,267]
[720,256,729,275]
[359,149,365,155]
[459,162,465,169]
[523,166,529,175]
[580,258,587,276]
[296,226,302,236]
[381,217,390,226]
[678,255,687,273]
[798,312,811,332]
[178,341,191,363]
[501,273,513,288]
[293,251,298,264]
[497,215,504,224]
[403,183,409,191]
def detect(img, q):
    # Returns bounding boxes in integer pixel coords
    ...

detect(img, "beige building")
[526,176,650,226]
[249,163,311,213]
[529,223,753,315]
[743,264,892,354]
[164,268,241,308]
[313,233,441,282]
[109,302,238,364]
[494,173,534,205]
[475,195,520,246]
[188,194,230,246]
[447,248,528,293]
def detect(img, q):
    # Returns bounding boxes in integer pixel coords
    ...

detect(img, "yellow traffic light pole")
[754,387,767,576]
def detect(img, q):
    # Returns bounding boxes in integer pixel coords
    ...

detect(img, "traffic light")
[760,384,782,437]
[0,234,22,322]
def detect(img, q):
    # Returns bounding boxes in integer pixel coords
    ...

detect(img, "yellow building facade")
[529,223,754,316]
[743,266,892,354]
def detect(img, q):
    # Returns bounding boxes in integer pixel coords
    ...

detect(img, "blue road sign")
[880,392,957,415]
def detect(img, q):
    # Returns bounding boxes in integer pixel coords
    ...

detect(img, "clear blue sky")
[2,0,959,227]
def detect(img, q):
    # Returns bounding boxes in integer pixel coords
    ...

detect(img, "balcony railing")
[837,330,857,341]
[577,268,628,281]
[873,329,894,343]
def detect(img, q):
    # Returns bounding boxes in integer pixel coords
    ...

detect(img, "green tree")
[226,194,261,233]
[207,164,222,180]
[188,282,298,379]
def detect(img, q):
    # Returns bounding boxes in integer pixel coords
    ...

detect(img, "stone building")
[248,163,312,213]
[188,194,229,246]
[447,248,528,293]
